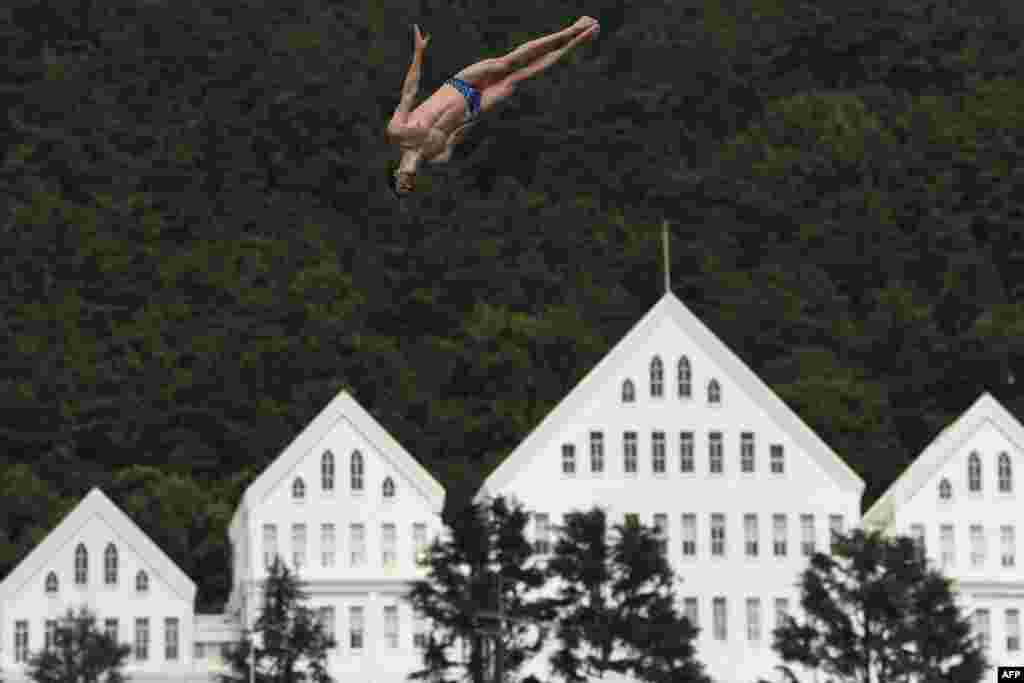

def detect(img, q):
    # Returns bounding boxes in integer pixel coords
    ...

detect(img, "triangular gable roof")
[0,487,196,604]
[477,291,864,500]
[238,390,445,517]
[864,391,1024,527]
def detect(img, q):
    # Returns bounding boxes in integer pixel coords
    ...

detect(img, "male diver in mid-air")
[386,17,600,196]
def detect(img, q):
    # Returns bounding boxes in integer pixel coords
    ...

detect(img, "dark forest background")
[2,0,1022,612]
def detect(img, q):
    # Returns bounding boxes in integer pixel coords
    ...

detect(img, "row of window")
[292,451,395,500]
[972,608,1022,652]
[262,522,430,570]
[909,523,1018,570]
[682,595,790,642]
[938,452,1015,498]
[561,432,785,476]
[13,617,177,664]
[309,605,428,651]
[532,513,845,559]
[622,356,720,403]
[47,544,150,593]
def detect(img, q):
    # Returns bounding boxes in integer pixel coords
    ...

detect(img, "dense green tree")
[26,606,132,683]
[543,508,709,683]
[766,529,986,683]
[218,556,336,683]
[407,496,551,683]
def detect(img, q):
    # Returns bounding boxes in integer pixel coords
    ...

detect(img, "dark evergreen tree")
[218,556,336,683]
[767,528,986,683]
[26,605,132,683]
[406,496,551,683]
[544,508,710,683]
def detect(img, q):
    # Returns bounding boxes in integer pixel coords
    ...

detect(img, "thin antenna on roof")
[662,220,671,294]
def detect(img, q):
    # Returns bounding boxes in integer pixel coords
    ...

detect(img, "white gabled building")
[0,488,203,682]
[863,391,1024,671]
[224,389,446,683]
[475,291,865,683]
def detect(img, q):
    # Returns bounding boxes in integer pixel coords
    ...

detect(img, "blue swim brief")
[445,76,481,119]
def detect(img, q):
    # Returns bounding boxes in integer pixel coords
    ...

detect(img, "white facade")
[863,392,1024,674]
[0,488,203,682]
[224,390,446,683]
[476,292,865,683]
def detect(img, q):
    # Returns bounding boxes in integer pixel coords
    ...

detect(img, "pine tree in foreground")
[26,605,132,683]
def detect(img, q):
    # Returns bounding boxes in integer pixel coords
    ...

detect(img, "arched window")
[292,477,305,500]
[74,544,88,585]
[351,451,364,491]
[621,379,635,403]
[104,543,118,585]
[650,357,664,397]
[678,356,691,397]
[968,452,982,492]
[322,451,335,491]
[136,570,149,593]
[382,477,395,499]
[45,571,58,594]
[999,453,1012,493]
[708,379,721,404]
[939,478,952,500]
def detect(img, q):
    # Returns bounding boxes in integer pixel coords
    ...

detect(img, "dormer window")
[678,356,691,397]
[650,357,664,397]
[968,452,982,492]
[999,453,1013,493]
[74,544,88,585]
[707,379,721,404]
[622,379,635,403]
[351,451,364,492]
[292,477,306,500]
[382,477,395,499]
[104,543,118,585]
[322,451,335,491]
[45,571,58,594]
[136,570,149,593]
[938,478,952,501]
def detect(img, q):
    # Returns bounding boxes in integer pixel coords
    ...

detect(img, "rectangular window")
[293,523,307,569]
[970,524,985,567]
[910,524,926,561]
[45,619,56,651]
[263,524,278,569]
[741,432,755,472]
[654,514,668,555]
[15,621,28,663]
[590,432,604,473]
[680,432,694,472]
[683,597,698,628]
[1007,609,1020,652]
[413,523,428,565]
[770,445,784,473]
[165,618,179,660]
[773,514,787,556]
[682,514,697,557]
[384,606,399,649]
[413,616,427,648]
[105,618,118,644]
[322,523,336,568]
[801,514,815,556]
[562,444,576,475]
[775,598,790,629]
[744,514,759,557]
[829,515,844,553]
[709,432,723,473]
[135,618,149,661]
[711,514,726,557]
[382,523,397,568]
[1002,525,1016,567]
[940,525,955,569]
[652,431,666,473]
[318,606,336,641]
[974,608,990,649]
[746,598,761,641]
[349,607,364,650]
[712,597,727,640]
[534,513,551,554]
[624,432,638,474]
[350,524,366,567]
